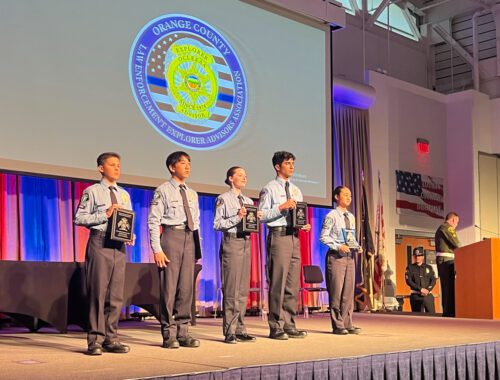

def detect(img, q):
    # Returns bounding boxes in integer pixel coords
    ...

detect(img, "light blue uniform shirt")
[148,178,200,253]
[319,207,359,251]
[74,179,132,231]
[258,176,303,227]
[213,190,253,233]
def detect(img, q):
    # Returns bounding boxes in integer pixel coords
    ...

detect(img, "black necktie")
[179,185,194,231]
[344,212,351,230]
[237,195,244,208]
[109,186,118,205]
[285,182,293,227]
[285,181,291,200]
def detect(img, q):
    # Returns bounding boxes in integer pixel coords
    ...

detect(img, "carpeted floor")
[1,313,499,380]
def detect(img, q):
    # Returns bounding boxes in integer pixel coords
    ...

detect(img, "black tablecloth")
[0,261,163,332]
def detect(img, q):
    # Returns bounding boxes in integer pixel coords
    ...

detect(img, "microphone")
[474,224,500,238]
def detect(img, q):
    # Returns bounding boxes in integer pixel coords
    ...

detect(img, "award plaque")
[242,204,259,233]
[110,209,135,242]
[292,202,308,228]
[193,229,202,260]
[342,229,360,250]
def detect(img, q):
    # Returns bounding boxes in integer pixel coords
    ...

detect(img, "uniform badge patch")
[78,193,89,209]
[151,191,161,206]
[322,217,333,230]
[216,197,224,208]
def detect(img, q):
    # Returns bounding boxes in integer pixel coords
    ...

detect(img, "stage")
[1,313,500,379]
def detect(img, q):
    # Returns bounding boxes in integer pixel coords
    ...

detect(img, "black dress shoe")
[284,329,307,338]
[347,327,361,335]
[269,331,289,340]
[224,334,238,344]
[178,336,200,348]
[102,341,130,353]
[333,328,349,335]
[86,344,103,356]
[162,337,180,349]
[235,334,256,342]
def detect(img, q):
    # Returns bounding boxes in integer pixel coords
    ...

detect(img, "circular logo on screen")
[129,14,248,150]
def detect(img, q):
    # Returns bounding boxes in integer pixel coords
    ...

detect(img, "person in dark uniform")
[405,248,436,313]
[213,166,262,344]
[435,212,460,317]
[148,151,200,349]
[74,152,133,356]
[319,186,362,335]
[259,151,311,340]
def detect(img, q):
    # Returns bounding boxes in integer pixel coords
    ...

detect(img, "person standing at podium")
[434,212,461,317]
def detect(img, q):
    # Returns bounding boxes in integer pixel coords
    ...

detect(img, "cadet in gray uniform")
[434,211,460,317]
[214,166,261,344]
[259,151,311,340]
[320,186,362,335]
[74,152,133,356]
[148,151,200,349]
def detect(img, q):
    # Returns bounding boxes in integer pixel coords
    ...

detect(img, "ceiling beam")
[468,0,493,11]
[400,1,422,40]
[432,24,474,66]
[366,0,391,27]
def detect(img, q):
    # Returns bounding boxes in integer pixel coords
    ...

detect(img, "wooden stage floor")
[1,313,499,379]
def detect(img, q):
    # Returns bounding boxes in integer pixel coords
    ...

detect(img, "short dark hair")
[272,151,295,168]
[445,211,459,221]
[412,247,424,256]
[333,185,348,203]
[166,151,191,174]
[97,152,120,166]
[225,166,242,186]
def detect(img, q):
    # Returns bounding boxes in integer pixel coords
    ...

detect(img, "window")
[338,0,420,41]
[371,2,419,41]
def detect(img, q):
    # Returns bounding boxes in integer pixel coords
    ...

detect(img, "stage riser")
[151,342,500,380]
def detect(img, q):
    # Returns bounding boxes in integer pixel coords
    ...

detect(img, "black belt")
[162,224,189,231]
[329,249,354,258]
[90,229,107,237]
[223,232,250,239]
[269,226,297,236]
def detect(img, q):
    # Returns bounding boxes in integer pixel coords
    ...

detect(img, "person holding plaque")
[213,166,262,344]
[259,151,311,340]
[74,152,134,355]
[148,151,201,349]
[319,186,362,335]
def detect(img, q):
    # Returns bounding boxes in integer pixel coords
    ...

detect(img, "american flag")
[395,170,444,219]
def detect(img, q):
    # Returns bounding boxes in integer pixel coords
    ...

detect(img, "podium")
[455,238,500,319]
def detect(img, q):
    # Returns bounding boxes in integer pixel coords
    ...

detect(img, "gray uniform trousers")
[85,231,126,346]
[220,235,251,336]
[266,230,301,332]
[159,228,195,339]
[325,250,355,330]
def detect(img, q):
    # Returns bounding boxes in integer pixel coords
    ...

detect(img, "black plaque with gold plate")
[110,209,135,242]
[242,204,259,233]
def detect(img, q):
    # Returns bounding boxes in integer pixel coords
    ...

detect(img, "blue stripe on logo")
[217,93,234,103]
[147,76,168,88]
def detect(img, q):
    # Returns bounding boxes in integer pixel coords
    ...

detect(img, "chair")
[301,265,328,318]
